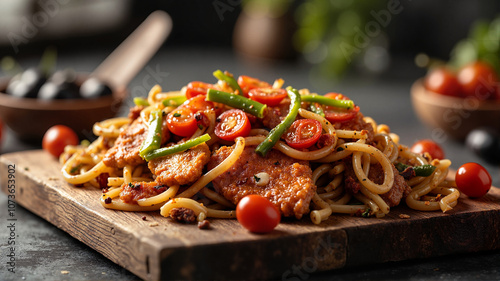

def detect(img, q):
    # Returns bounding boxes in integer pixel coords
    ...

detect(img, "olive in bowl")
[0,74,126,142]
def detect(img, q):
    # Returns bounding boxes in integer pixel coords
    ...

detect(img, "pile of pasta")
[60,79,460,225]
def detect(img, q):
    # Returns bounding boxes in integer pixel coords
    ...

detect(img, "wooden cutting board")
[1,150,500,280]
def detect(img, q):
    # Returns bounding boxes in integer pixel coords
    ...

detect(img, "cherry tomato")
[215,109,251,141]
[181,95,216,113]
[248,88,287,106]
[455,162,492,198]
[457,61,499,100]
[236,194,280,233]
[42,125,79,158]
[167,107,198,137]
[237,75,271,97]
[185,81,216,99]
[323,93,360,123]
[284,119,322,149]
[410,139,445,160]
[424,67,463,97]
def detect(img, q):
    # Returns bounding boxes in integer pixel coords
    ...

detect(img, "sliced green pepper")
[162,95,187,107]
[309,102,325,117]
[139,109,163,158]
[133,97,150,106]
[395,162,436,177]
[301,95,354,110]
[206,89,266,118]
[143,134,211,161]
[255,86,301,157]
[213,70,243,94]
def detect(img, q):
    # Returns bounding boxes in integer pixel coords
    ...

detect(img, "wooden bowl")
[0,75,127,142]
[411,79,500,140]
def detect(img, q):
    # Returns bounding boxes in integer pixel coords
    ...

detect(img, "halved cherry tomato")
[237,75,271,97]
[284,119,322,149]
[236,194,280,233]
[42,125,79,158]
[181,95,216,113]
[215,109,251,141]
[185,81,216,99]
[457,61,500,100]
[248,88,287,106]
[410,139,445,160]
[167,107,197,137]
[424,67,463,97]
[323,93,360,123]
[455,162,491,197]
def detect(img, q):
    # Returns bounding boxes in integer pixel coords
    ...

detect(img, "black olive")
[6,67,47,98]
[38,69,81,100]
[79,77,112,99]
[465,127,500,165]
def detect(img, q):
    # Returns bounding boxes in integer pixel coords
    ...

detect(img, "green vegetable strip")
[134,97,150,106]
[395,162,436,177]
[309,102,325,117]
[206,89,266,118]
[143,134,211,161]
[255,86,301,157]
[162,95,187,107]
[139,110,163,158]
[213,70,243,94]
[301,95,354,110]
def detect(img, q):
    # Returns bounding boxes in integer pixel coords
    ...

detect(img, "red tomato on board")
[237,75,271,97]
[457,61,500,100]
[424,67,463,97]
[42,125,79,158]
[410,139,445,160]
[167,107,198,137]
[236,194,281,233]
[455,162,492,198]
[284,119,322,149]
[214,109,251,141]
[323,93,360,123]
[248,88,287,106]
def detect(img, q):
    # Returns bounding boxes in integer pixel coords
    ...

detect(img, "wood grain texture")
[1,150,500,280]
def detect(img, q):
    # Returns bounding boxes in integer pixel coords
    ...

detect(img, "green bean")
[301,95,354,110]
[213,70,243,94]
[162,95,187,107]
[139,109,163,158]
[206,89,266,118]
[143,134,211,161]
[255,86,301,157]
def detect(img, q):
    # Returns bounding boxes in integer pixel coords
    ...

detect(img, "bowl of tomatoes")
[0,69,127,142]
[411,60,500,140]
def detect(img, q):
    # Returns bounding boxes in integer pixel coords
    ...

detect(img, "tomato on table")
[455,162,491,197]
[237,75,271,97]
[424,67,463,97]
[284,119,322,149]
[410,139,445,160]
[457,61,499,100]
[215,109,251,141]
[185,81,216,99]
[248,88,287,106]
[42,125,79,158]
[167,107,198,137]
[236,194,280,233]
[323,93,360,123]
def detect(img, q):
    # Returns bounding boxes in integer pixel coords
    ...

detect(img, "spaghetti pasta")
[59,72,461,228]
